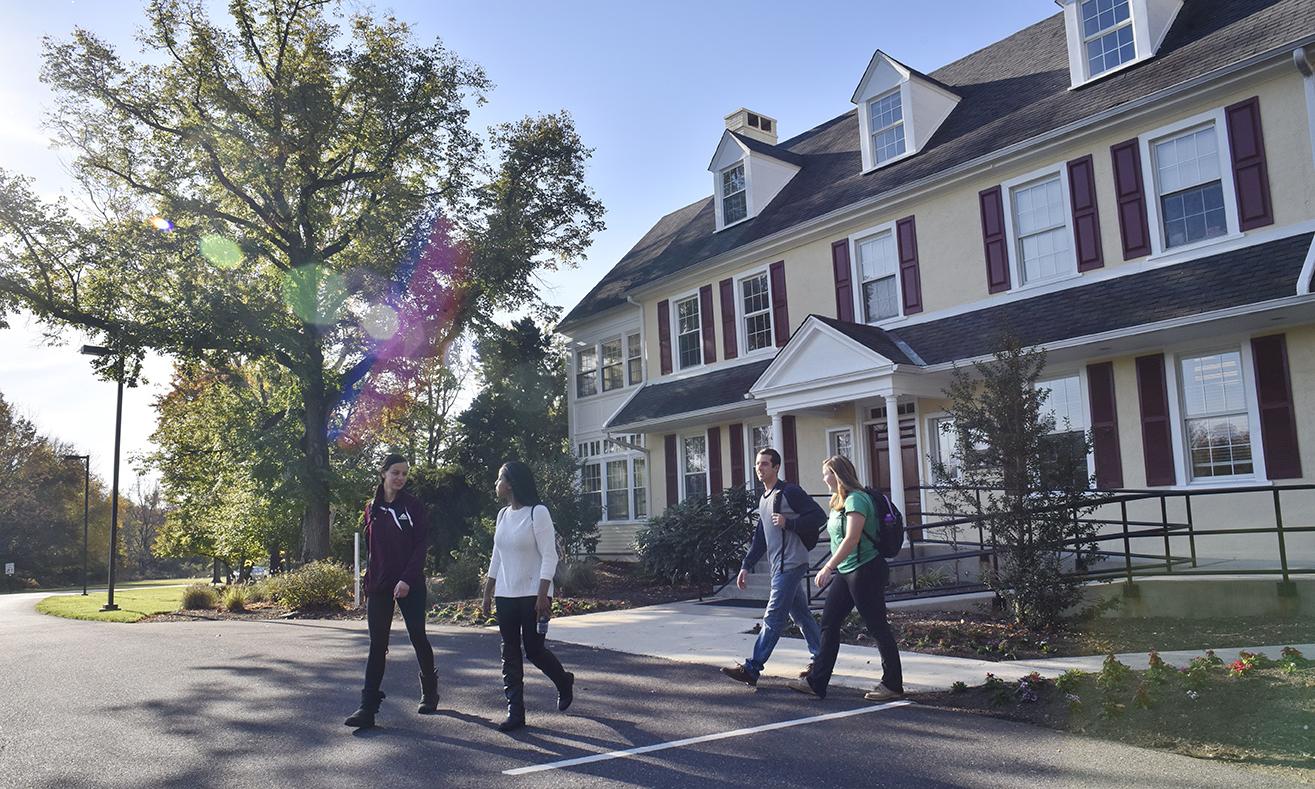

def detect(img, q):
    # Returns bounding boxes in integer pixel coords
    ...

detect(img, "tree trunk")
[300,366,333,561]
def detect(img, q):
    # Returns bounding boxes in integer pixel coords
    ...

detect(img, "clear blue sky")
[0,0,1059,481]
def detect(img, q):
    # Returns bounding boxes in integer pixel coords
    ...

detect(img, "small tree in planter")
[932,336,1103,630]
[634,486,757,589]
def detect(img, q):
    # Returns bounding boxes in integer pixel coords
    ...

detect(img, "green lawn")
[36,586,189,623]
[21,576,208,594]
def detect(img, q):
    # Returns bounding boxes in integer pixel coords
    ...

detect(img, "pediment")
[751,319,894,395]
[708,130,748,173]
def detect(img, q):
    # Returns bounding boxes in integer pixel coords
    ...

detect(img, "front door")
[867,414,922,536]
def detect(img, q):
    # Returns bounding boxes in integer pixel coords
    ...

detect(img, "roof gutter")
[626,33,1315,302]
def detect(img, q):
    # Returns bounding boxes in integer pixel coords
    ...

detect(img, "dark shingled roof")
[728,131,805,167]
[560,0,1315,329]
[605,359,771,429]
[810,316,922,365]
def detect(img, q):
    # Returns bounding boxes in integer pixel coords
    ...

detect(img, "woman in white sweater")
[481,461,575,732]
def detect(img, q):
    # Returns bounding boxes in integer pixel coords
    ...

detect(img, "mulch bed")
[142,603,362,623]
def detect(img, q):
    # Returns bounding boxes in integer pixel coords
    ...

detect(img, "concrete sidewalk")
[545,598,1315,693]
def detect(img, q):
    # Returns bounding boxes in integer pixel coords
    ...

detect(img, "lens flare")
[148,216,174,232]
[282,264,347,327]
[199,235,243,269]
[361,304,400,341]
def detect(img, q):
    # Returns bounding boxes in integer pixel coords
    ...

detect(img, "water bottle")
[537,615,549,635]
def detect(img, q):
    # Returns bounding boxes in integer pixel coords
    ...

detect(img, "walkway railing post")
[1160,495,1172,573]
[1273,488,1291,584]
[1184,493,1198,568]
[1120,499,1133,585]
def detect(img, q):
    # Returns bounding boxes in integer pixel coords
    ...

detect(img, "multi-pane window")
[749,423,773,489]
[581,463,602,515]
[605,459,630,521]
[1037,375,1090,489]
[675,296,703,369]
[828,429,853,460]
[1180,351,1253,479]
[682,435,708,500]
[857,231,899,322]
[632,457,647,519]
[1081,0,1135,77]
[626,333,643,386]
[868,90,906,165]
[601,338,624,392]
[722,164,747,225]
[1012,176,1071,284]
[1154,126,1227,249]
[575,348,597,398]
[741,272,773,352]
[928,416,962,482]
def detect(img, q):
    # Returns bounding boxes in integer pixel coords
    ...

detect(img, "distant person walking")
[789,454,903,701]
[345,453,438,729]
[481,461,575,732]
[720,448,826,687]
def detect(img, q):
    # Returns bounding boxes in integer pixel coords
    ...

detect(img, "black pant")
[495,596,569,706]
[364,587,435,693]
[809,558,903,695]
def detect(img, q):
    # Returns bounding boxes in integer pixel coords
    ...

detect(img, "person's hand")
[393,580,410,599]
[815,566,834,589]
[736,569,748,590]
[771,513,785,528]
[481,597,492,619]
[535,594,551,620]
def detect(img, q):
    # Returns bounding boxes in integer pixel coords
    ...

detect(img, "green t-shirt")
[826,491,879,574]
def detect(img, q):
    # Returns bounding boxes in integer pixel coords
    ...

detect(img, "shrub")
[555,558,598,596]
[245,580,270,604]
[181,583,218,610]
[1055,669,1085,694]
[442,534,489,600]
[222,585,248,613]
[635,486,756,586]
[266,560,352,610]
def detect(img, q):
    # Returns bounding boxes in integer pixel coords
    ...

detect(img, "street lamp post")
[60,454,90,596]
[81,345,124,612]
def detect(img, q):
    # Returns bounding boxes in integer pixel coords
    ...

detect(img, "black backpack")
[860,487,905,559]
[772,485,824,551]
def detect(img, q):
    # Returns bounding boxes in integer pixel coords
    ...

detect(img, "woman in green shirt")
[788,454,903,701]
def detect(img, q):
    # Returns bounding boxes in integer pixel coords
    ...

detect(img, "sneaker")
[864,684,904,701]
[720,665,758,687]
[786,678,824,699]
[797,662,814,679]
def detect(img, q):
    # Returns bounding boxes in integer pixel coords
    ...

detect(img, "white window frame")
[925,412,962,483]
[1080,0,1136,79]
[599,336,626,393]
[1001,164,1079,291]
[575,347,598,398]
[733,268,775,356]
[1035,369,1097,487]
[573,333,642,399]
[746,422,773,489]
[669,290,705,371]
[1138,108,1244,260]
[581,461,603,516]
[626,332,643,387]
[603,457,631,522]
[631,455,648,520]
[718,162,750,229]
[848,219,903,325]
[1166,343,1265,485]
[867,88,908,168]
[858,84,916,173]
[826,427,854,460]
[680,433,710,501]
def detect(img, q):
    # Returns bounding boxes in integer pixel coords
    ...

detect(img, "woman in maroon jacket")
[345,454,437,729]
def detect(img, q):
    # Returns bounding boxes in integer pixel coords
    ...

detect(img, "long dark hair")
[380,453,408,478]
[501,461,542,507]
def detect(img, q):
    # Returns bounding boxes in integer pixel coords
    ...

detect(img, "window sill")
[1009,270,1082,295]
[1145,232,1244,266]
[716,215,752,232]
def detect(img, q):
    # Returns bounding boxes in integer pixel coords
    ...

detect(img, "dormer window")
[721,164,747,225]
[869,90,907,166]
[1082,0,1135,77]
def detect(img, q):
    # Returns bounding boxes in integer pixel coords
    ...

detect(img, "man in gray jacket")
[721,448,826,686]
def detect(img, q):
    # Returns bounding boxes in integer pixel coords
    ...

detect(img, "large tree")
[0,0,604,559]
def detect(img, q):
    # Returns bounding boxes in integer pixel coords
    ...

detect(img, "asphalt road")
[0,591,1305,788]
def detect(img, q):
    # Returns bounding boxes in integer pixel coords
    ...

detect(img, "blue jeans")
[743,562,822,677]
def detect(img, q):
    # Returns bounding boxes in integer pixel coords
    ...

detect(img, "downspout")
[1297,46,1315,172]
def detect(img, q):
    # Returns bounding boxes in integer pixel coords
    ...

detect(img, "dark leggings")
[809,558,903,695]
[364,587,435,693]
[496,596,570,699]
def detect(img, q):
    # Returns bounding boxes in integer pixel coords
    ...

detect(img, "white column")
[771,413,784,456]
[853,404,867,484]
[884,395,903,505]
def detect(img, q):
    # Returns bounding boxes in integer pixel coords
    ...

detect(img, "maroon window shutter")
[699,285,717,364]
[831,240,854,322]
[895,215,923,314]
[707,426,723,494]
[1225,97,1274,231]
[729,423,745,488]
[1086,361,1123,488]
[1251,334,1302,479]
[769,260,790,347]
[1067,155,1104,271]
[782,415,798,483]
[657,300,672,375]
[1110,139,1152,259]
[664,434,679,504]
[1135,354,1176,487]
[718,278,738,360]
[978,186,1011,293]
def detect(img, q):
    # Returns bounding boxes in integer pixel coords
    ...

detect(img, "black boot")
[418,671,439,714]
[344,689,385,729]
[557,671,575,712]
[499,684,526,732]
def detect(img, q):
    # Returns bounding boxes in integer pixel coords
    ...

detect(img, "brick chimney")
[724,108,778,145]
